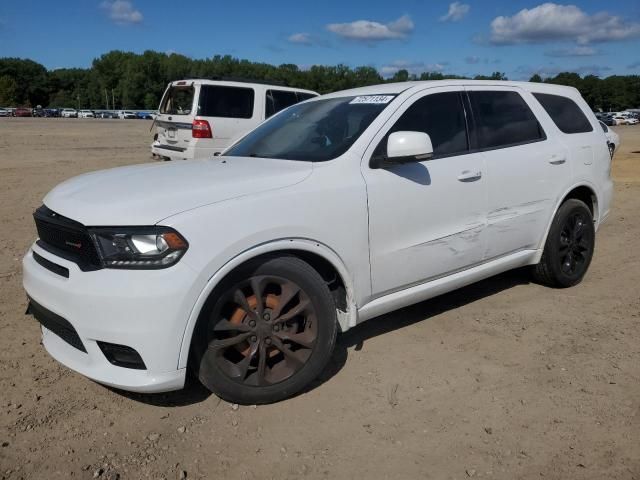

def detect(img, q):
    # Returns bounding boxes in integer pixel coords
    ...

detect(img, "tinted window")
[224,95,394,162]
[469,91,545,149]
[266,90,299,118]
[390,92,468,157]
[297,92,317,102]
[533,93,593,134]
[198,85,254,118]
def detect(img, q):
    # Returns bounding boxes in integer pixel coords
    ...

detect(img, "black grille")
[33,205,102,270]
[27,299,87,352]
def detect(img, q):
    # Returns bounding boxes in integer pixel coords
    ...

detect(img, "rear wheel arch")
[535,183,599,263]
[177,240,357,370]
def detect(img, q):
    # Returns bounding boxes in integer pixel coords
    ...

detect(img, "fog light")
[97,341,146,370]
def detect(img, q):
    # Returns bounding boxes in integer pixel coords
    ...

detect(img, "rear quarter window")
[160,86,194,115]
[533,93,593,134]
[469,90,545,149]
[265,90,318,118]
[198,85,255,119]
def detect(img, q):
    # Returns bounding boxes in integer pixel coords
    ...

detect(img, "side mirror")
[387,131,433,161]
[370,131,433,169]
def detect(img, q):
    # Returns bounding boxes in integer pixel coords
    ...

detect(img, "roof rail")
[182,76,289,87]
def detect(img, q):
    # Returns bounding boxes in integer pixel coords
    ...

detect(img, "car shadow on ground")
[113,267,532,407]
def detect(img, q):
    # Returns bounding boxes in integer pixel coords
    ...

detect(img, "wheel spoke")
[272,281,301,318]
[271,337,306,368]
[235,341,258,380]
[208,332,251,350]
[256,342,267,386]
[233,289,257,320]
[274,298,311,324]
[573,217,584,240]
[274,330,315,349]
[213,319,251,333]
[250,277,265,318]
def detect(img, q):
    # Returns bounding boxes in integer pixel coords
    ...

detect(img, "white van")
[151,79,318,160]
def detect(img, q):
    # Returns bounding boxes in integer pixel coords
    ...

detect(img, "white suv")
[23,80,613,404]
[151,79,318,160]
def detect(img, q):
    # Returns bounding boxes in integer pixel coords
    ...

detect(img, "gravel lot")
[1,118,639,480]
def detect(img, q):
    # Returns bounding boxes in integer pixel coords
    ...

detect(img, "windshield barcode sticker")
[350,95,395,105]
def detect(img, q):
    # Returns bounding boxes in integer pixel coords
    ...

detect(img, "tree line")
[0,50,638,111]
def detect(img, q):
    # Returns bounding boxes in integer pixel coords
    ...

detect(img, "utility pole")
[112,89,115,110]
[104,88,109,110]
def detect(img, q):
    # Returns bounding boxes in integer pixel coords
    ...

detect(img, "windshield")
[160,85,195,115]
[223,95,396,161]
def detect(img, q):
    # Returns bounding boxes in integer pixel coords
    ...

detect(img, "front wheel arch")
[177,240,357,370]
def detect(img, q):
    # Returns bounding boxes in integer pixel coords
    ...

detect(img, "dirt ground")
[0,118,639,480]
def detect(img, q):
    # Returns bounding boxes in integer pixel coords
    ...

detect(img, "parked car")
[14,107,32,117]
[0,108,9,117]
[136,111,154,120]
[96,111,116,119]
[78,110,95,118]
[61,108,78,118]
[23,80,613,404]
[626,117,639,125]
[118,110,138,119]
[151,79,318,160]
[599,120,619,158]
[43,109,59,118]
[602,116,616,126]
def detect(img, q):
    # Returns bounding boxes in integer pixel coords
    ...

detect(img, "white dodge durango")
[23,80,614,404]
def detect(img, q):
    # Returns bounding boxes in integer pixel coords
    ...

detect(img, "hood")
[43,157,312,225]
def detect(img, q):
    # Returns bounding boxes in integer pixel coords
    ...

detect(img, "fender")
[176,238,358,369]
[532,180,600,264]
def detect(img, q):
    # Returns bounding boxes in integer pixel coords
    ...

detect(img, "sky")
[1,0,639,80]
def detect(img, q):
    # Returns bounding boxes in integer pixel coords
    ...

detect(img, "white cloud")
[380,60,445,77]
[490,3,640,45]
[288,33,313,45]
[545,46,599,57]
[101,0,143,25]
[465,56,481,64]
[326,15,414,41]
[440,2,470,22]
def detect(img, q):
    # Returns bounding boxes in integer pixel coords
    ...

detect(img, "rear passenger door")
[465,86,559,259]
[197,85,257,149]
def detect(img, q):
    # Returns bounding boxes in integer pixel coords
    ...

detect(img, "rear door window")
[198,85,255,119]
[160,86,195,115]
[389,91,469,158]
[468,90,545,149]
[533,93,593,134]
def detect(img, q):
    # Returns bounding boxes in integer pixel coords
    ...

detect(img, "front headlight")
[90,227,189,269]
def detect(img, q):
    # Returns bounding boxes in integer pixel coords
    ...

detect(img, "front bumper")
[22,242,199,393]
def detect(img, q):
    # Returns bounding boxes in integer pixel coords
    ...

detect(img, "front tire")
[533,199,595,288]
[190,256,338,404]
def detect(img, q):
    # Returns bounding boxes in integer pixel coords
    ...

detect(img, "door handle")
[549,154,567,165]
[457,170,482,182]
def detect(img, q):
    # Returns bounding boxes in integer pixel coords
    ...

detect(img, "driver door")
[361,87,488,297]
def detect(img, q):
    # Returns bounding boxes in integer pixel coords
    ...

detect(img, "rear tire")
[533,199,595,288]
[190,256,338,404]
